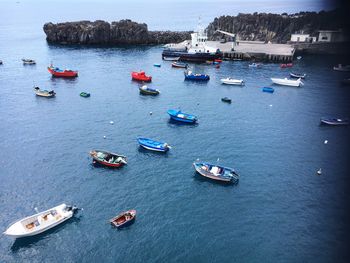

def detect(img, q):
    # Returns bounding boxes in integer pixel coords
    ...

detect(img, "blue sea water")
[0,1,350,262]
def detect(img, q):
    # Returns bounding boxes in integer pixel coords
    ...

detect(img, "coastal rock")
[43,20,191,45]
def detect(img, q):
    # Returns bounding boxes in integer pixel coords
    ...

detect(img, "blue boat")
[154,63,161,67]
[167,109,197,123]
[184,71,210,81]
[262,87,274,93]
[137,137,170,152]
[193,162,239,183]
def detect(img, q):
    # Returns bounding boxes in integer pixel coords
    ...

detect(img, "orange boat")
[48,65,78,78]
[131,71,152,82]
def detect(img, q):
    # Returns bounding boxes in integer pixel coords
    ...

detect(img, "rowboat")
[290,72,306,79]
[139,85,159,95]
[34,87,56,97]
[163,56,180,61]
[184,71,209,81]
[137,137,170,152]
[271,77,303,87]
[154,63,161,67]
[131,71,152,82]
[221,97,232,103]
[80,92,90,97]
[333,64,350,72]
[90,150,127,168]
[22,58,36,65]
[167,109,197,123]
[280,63,293,68]
[171,62,188,68]
[193,162,239,183]
[110,210,136,228]
[262,87,274,93]
[3,204,78,238]
[48,65,78,78]
[220,78,244,85]
[248,63,261,68]
[320,117,349,126]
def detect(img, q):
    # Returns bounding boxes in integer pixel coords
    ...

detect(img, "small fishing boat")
[297,56,302,60]
[34,87,56,98]
[271,77,303,87]
[139,85,160,95]
[110,210,136,228]
[333,64,350,72]
[154,63,161,67]
[80,92,90,97]
[184,70,209,81]
[290,72,306,79]
[320,117,349,126]
[163,56,180,61]
[22,58,36,65]
[137,137,170,152]
[0,60,3,65]
[280,63,293,68]
[221,97,232,103]
[342,78,350,85]
[167,109,197,123]
[3,204,78,238]
[90,150,127,168]
[193,162,239,183]
[214,59,222,63]
[48,65,78,78]
[131,71,152,82]
[220,78,244,85]
[262,87,274,93]
[248,63,261,68]
[171,62,188,68]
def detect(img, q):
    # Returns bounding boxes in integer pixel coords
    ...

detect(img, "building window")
[321,36,328,40]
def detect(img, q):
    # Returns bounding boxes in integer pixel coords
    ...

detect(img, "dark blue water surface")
[1,1,350,262]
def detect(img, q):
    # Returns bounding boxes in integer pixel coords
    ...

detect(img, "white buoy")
[324,140,328,144]
[317,168,322,175]
[110,121,114,125]
[269,104,273,107]
[150,111,152,115]
[103,136,106,139]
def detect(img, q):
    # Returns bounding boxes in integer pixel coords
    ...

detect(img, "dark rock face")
[43,19,191,45]
[207,9,349,43]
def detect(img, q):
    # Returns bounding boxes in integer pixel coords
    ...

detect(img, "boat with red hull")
[131,71,152,82]
[110,210,136,228]
[48,66,78,78]
[89,150,127,168]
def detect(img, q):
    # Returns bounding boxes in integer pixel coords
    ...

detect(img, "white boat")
[22,58,36,65]
[248,63,261,68]
[220,78,244,85]
[3,204,78,238]
[271,77,303,87]
[163,56,180,61]
[333,64,350,72]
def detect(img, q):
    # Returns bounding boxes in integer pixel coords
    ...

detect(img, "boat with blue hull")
[184,71,210,81]
[262,87,274,93]
[320,117,349,126]
[167,109,197,123]
[193,162,239,183]
[137,138,170,152]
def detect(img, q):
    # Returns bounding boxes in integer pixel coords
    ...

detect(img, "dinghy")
[110,210,136,228]
[221,97,232,103]
[137,138,170,152]
[131,71,152,82]
[167,109,197,123]
[290,72,306,79]
[80,92,90,97]
[48,65,78,78]
[280,63,293,68]
[163,56,180,61]
[22,58,36,65]
[90,150,127,168]
[320,117,349,126]
[171,62,188,68]
[248,63,261,68]
[262,87,274,93]
[333,64,350,72]
[3,204,78,238]
[220,78,244,85]
[184,71,209,81]
[271,77,303,87]
[139,85,159,96]
[193,162,239,183]
[153,63,161,67]
[34,87,56,98]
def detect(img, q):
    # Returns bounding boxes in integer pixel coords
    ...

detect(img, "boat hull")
[110,210,136,228]
[162,50,222,62]
[193,162,239,183]
[90,150,127,168]
[271,78,302,87]
[320,118,349,126]
[48,67,78,78]
[138,138,169,152]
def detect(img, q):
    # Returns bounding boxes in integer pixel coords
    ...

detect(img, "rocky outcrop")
[43,19,191,45]
[207,9,349,43]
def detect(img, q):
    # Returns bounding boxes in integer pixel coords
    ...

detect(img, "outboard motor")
[66,205,79,213]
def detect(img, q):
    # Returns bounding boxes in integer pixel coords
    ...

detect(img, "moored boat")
[171,62,188,68]
[167,109,197,123]
[131,71,152,82]
[280,63,293,68]
[193,162,239,183]
[110,210,136,228]
[320,117,349,126]
[271,77,303,87]
[154,63,161,67]
[137,137,170,152]
[221,97,232,103]
[184,70,209,81]
[0,60,3,65]
[163,56,180,61]
[333,64,350,72]
[90,150,127,168]
[34,87,56,97]
[220,78,244,85]
[48,65,78,78]
[3,204,78,238]
[248,63,261,68]
[139,85,160,95]
[262,87,274,93]
[290,72,306,79]
[22,58,36,65]
[80,92,90,97]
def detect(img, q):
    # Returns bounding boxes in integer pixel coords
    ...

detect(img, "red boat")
[90,150,127,168]
[214,59,223,63]
[110,210,136,228]
[280,63,293,68]
[131,71,152,82]
[48,65,78,78]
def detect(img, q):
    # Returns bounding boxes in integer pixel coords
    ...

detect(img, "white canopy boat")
[3,203,78,238]
[271,77,303,87]
[220,78,244,85]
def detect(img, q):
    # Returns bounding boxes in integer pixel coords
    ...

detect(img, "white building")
[290,33,310,42]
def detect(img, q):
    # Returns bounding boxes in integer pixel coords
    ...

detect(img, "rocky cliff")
[43,19,191,45]
[207,9,349,43]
